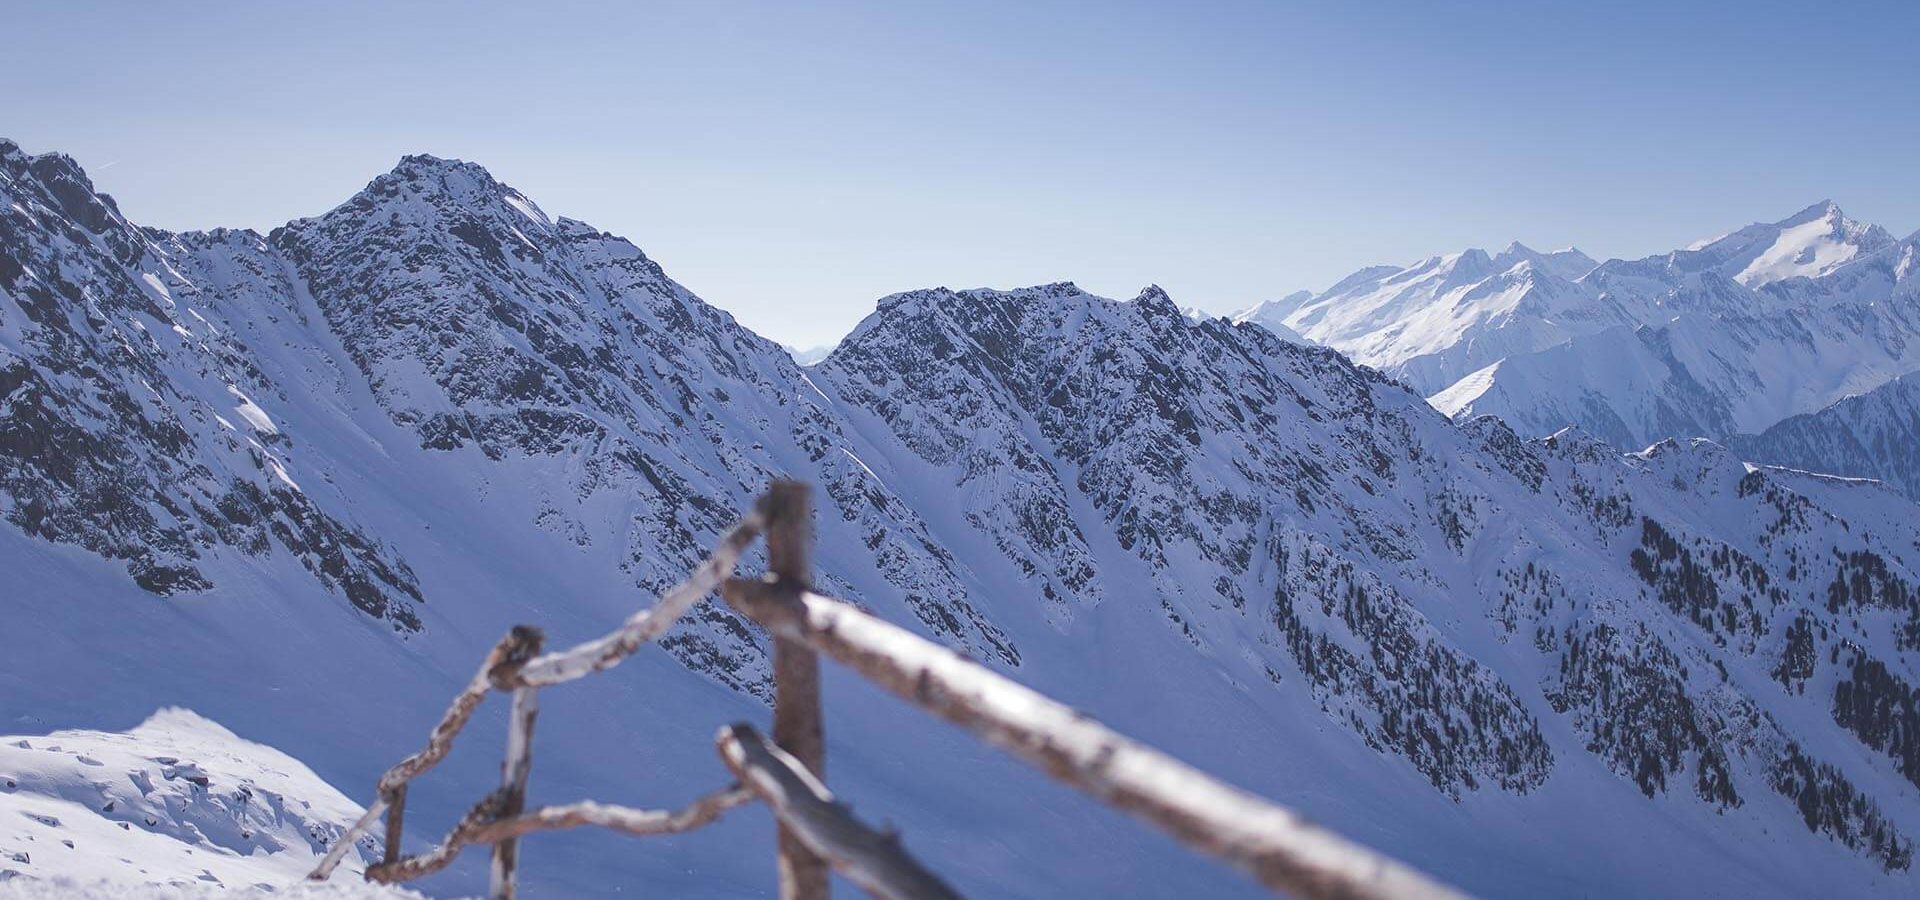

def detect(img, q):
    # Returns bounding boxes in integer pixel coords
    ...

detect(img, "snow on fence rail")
[308,481,1465,900]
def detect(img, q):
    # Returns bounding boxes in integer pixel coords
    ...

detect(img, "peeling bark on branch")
[491,640,544,900]
[514,514,764,687]
[721,581,1465,900]
[465,787,755,844]
[309,625,545,881]
[718,724,961,900]
[365,786,753,884]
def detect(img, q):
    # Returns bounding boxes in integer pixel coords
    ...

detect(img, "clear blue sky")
[8,0,1917,347]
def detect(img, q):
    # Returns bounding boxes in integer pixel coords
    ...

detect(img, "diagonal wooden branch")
[512,512,765,687]
[314,506,763,884]
[717,723,963,900]
[465,787,755,844]
[365,789,512,884]
[364,785,754,884]
[309,625,545,881]
[722,580,1466,900]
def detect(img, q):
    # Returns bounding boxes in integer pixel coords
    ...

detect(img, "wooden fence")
[307,482,1463,900]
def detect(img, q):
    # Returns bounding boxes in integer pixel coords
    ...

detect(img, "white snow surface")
[0,881,425,899]
[0,710,381,892]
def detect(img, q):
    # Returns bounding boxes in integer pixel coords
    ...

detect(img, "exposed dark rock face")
[0,143,422,631]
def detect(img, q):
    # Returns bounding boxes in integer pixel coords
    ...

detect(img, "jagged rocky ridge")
[4,140,1920,897]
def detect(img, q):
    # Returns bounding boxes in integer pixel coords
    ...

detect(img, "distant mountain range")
[1235,200,1920,499]
[4,139,1920,897]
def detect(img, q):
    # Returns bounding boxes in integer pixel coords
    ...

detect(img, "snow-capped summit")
[1230,290,1313,340]
[1725,200,1893,286]
[1270,241,1616,394]
[1258,200,1915,460]
[1435,202,1919,450]
[1491,241,1598,281]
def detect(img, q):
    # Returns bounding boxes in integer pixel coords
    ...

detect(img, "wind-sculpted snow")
[6,140,1920,896]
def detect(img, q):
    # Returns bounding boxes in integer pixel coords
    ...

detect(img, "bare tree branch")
[718,724,962,900]
[466,787,755,844]
[513,513,764,687]
[309,626,545,881]
[722,580,1466,900]
[364,786,753,884]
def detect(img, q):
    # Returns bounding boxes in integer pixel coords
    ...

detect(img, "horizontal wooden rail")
[465,788,754,845]
[721,579,1465,900]
[717,724,961,900]
[365,785,753,884]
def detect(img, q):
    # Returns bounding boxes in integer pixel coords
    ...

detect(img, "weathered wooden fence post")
[382,783,407,866]
[762,481,830,900]
[490,631,545,900]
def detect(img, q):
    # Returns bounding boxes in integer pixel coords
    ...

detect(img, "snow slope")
[0,710,380,890]
[0,882,422,899]
[5,139,1920,898]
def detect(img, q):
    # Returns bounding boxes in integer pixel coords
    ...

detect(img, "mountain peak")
[1131,284,1185,325]
[305,152,559,234]
[389,152,495,180]
[1491,241,1599,280]
[1783,198,1843,225]
[0,139,126,234]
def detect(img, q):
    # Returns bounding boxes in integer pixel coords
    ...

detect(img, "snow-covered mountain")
[1438,213,1918,450]
[1248,202,1918,457]
[6,140,1920,898]
[1729,374,1920,500]
[1240,244,1601,396]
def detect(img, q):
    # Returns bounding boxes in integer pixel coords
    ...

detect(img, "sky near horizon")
[7,0,1918,347]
